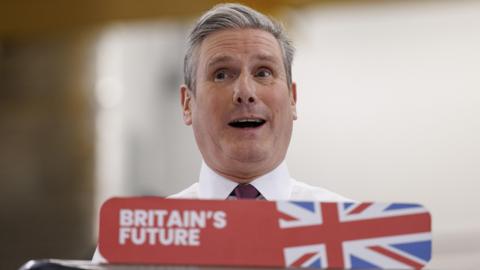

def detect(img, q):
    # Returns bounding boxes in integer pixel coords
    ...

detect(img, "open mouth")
[228,118,266,128]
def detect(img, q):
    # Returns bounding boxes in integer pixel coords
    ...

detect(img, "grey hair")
[184,3,295,93]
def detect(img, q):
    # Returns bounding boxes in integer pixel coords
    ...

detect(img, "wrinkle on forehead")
[199,29,283,68]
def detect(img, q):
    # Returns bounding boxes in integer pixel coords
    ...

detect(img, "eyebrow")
[254,53,279,64]
[206,53,280,69]
[207,55,234,69]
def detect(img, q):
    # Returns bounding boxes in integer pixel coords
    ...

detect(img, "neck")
[206,159,283,184]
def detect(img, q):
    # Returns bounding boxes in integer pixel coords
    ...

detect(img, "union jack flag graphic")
[277,202,432,269]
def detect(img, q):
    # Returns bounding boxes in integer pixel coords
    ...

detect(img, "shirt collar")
[198,160,292,200]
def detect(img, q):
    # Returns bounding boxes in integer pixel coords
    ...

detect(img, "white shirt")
[169,160,351,201]
[92,160,350,263]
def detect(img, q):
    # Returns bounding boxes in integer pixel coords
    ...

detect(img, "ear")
[290,82,298,120]
[180,84,193,126]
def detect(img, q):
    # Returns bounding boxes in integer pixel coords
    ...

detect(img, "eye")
[214,69,229,82]
[255,68,272,78]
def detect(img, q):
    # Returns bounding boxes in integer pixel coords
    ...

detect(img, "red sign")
[99,197,431,269]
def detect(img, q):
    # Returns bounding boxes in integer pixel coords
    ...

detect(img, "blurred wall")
[0,34,95,269]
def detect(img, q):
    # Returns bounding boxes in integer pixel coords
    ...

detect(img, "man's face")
[181,28,297,182]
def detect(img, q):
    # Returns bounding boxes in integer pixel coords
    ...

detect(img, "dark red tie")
[232,184,260,199]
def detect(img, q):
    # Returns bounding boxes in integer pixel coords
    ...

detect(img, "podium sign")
[99,198,431,269]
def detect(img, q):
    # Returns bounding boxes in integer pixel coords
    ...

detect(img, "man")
[170,3,349,201]
[93,3,348,262]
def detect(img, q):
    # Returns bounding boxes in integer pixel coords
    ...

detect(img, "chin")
[227,146,268,164]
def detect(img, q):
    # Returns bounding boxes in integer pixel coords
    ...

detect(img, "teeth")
[234,119,263,123]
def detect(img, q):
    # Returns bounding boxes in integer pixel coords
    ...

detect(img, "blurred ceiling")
[0,0,364,39]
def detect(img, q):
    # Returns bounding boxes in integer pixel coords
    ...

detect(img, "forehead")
[197,28,283,67]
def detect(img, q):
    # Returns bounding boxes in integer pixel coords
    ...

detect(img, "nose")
[233,74,256,105]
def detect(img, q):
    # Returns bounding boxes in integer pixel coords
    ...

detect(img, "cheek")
[195,93,229,127]
[264,91,292,117]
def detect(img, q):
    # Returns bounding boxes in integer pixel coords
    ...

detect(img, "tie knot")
[232,184,260,199]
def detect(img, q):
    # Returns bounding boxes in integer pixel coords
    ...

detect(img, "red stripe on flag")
[347,203,372,215]
[369,245,424,269]
[290,252,317,267]
[322,203,344,268]
[278,212,297,221]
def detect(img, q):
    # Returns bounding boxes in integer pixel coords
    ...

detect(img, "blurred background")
[1,0,479,269]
